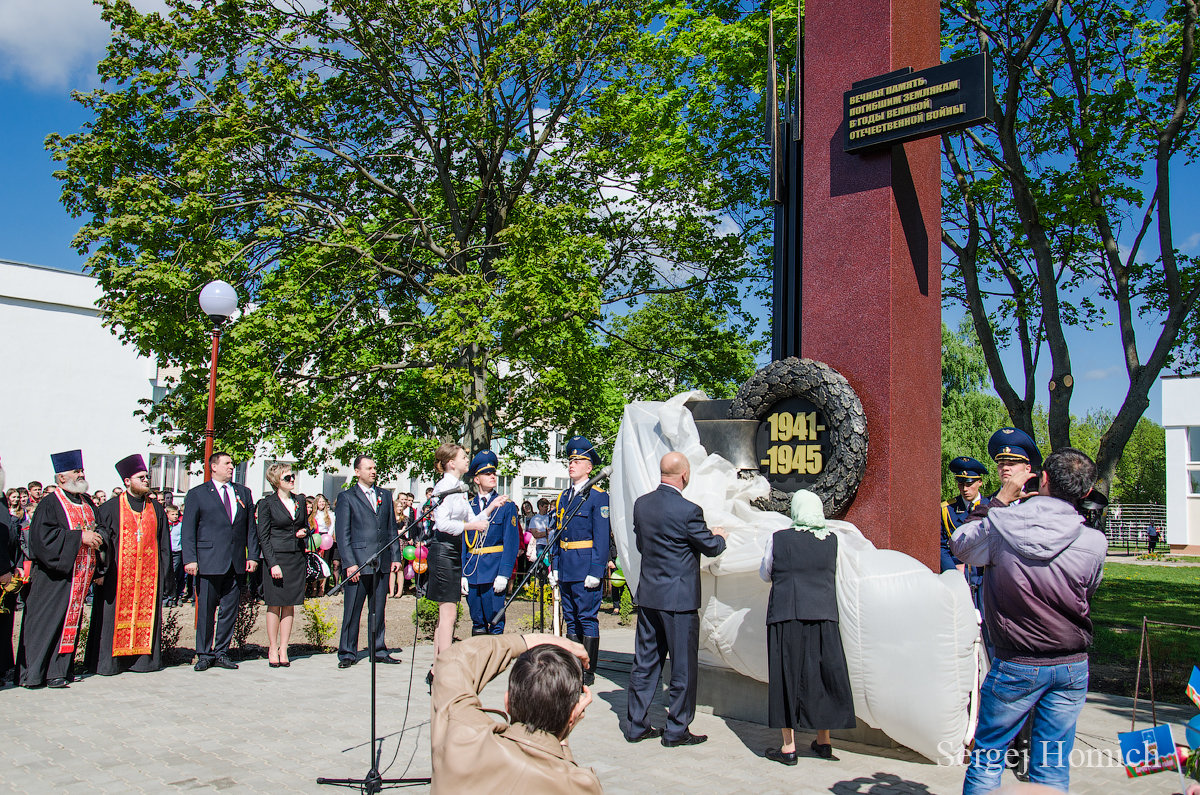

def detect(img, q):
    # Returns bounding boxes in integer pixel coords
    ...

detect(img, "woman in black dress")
[760,489,855,764]
[255,463,310,667]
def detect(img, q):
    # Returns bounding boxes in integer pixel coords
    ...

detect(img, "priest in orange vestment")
[85,454,171,676]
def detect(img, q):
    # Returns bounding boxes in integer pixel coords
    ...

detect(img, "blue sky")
[1,0,1192,425]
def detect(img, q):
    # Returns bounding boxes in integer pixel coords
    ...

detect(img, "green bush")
[302,599,337,650]
[413,597,461,640]
[618,586,634,626]
[519,581,554,611]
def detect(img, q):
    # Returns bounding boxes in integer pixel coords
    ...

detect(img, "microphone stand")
[317,493,449,793]
[488,486,597,630]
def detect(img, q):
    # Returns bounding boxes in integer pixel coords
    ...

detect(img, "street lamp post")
[198,280,240,481]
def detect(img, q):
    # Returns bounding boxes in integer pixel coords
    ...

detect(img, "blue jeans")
[964,658,1089,794]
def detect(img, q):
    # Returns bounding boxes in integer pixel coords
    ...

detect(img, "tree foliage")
[941,0,1200,493]
[52,0,775,473]
[941,319,1009,498]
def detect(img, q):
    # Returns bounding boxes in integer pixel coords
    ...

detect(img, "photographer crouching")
[431,633,601,793]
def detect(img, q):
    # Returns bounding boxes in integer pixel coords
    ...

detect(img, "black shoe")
[280,661,290,668]
[662,732,707,747]
[810,740,834,759]
[269,662,282,669]
[373,654,402,664]
[426,669,435,693]
[626,727,663,743]
[212,656,239,670]
[338,659,355,669]
[582,636,600,686]
[47,678,69,689]
[194,657,213,672]
[765,747,798,766]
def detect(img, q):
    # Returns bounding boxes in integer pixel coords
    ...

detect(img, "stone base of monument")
[689,662,899,750]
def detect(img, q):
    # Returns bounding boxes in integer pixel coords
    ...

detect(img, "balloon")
[1186,714,1200,749]
[413,559,428,574]
[319,532,334,552]
[402,545,416,561]
[404,563,415,580]
[610,570,625,588]
[522,531,533,546]
[415,545,428,562]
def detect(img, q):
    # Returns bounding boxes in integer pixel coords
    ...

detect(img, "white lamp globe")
[198,280,240,321]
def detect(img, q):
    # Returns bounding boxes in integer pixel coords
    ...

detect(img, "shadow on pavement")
[828,771,935,793]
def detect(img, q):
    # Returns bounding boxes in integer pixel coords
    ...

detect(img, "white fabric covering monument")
[610,392,981,763]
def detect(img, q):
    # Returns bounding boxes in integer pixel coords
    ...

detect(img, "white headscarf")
[789,489,831,540]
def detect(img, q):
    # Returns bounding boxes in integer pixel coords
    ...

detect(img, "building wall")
[1162,375,1200,549]
[0,259,567,507]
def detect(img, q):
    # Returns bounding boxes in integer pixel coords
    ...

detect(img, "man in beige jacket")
[431,632,602,793]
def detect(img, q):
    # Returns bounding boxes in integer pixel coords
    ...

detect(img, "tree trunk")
[462,342,491,453]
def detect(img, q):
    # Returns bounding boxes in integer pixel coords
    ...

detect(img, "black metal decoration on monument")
[684,10,868,518]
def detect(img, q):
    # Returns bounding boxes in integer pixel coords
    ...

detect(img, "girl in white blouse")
[426,443,509,686]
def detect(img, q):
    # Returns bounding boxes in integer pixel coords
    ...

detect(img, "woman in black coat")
[759,489,855,765]
[255,463,310,667]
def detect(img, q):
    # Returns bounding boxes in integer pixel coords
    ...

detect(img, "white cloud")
[1082,366,1121,381]
[1183,232,1200,254]
[0,0,167,89]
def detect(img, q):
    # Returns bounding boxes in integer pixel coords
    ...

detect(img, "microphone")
[432,482,469,499]
[578,465,613,495]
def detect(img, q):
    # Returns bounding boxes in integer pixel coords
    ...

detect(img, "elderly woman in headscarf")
[759,489,855,765]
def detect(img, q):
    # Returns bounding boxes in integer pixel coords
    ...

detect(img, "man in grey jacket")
[951,447,1107,795]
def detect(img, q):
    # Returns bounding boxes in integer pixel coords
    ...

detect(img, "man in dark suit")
[336,455,402,668]
[181,451,260,671]
[625,452,727,747]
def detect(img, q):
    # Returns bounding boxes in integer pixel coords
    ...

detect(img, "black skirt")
[262,549,307,606]
[425,534,462,604]
[767,619,856,731]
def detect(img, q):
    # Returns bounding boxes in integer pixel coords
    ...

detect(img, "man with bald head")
[625,452,728,746]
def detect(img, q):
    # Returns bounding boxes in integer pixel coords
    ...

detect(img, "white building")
[1161,374,1200,552]
[0,258,567,507]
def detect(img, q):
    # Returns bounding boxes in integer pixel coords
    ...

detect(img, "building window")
[322,474,349,499]
[523,476,546,490]
[233,462,249,485]
[1189,470,1200,495]
[149,454,190,494]
[498,475,513,494]
[553,432,568,460]
[1190,428,1200,464]
[554,477,569,491]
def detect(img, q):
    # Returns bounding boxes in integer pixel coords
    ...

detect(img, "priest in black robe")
[16,450,103,688]
[85,454,172,676]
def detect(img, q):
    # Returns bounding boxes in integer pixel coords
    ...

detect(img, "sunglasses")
[282,474,295,483]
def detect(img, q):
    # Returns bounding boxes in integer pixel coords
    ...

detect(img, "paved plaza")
[0,625,1191,793]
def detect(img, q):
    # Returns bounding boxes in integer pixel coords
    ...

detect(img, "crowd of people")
[0,424,1115,795]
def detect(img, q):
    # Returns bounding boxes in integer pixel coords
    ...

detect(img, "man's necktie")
[222,485,233,522]
[367,489,376,512]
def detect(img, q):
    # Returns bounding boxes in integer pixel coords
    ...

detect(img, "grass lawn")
[1089,562,1200,699]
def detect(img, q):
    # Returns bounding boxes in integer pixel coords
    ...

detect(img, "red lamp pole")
[203,326,221,481]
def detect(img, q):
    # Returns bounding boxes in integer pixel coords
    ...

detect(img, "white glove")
[493,576,508,594]
[584,575,600,589]
[548,570,558,587]
[461,577,469,596]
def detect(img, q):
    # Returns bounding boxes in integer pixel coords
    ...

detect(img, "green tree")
[52,0,776,472]
[941,319,1009,498]
[941,0,1200,494]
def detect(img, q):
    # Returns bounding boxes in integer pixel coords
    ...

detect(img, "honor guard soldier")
[462,451,520,635]
[985,427,1043,511]
[549,436,610,685]
[940,457,987,573]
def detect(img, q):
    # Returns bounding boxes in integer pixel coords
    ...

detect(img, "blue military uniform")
[551,436,610,684]
[940,456,987,572]
[461,451,520,635]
